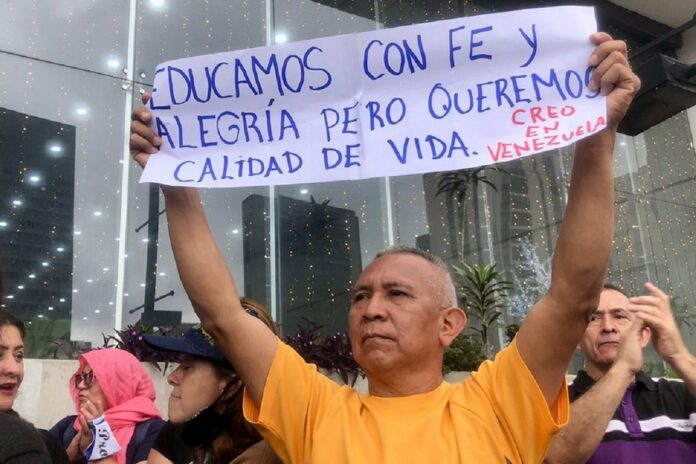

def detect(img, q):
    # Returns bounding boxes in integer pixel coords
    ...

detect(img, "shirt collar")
[635,370,658,391]
[570,370,595,396]
[572,369,658,394]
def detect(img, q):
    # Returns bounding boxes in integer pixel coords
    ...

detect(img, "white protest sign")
[140,6,605,188]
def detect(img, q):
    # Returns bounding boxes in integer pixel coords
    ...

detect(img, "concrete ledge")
[15,359,475,430]
[15,359,175,430]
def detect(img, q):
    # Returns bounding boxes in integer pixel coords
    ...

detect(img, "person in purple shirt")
[545,282,696,463]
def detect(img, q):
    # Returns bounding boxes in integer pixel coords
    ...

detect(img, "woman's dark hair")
[193,366,261,464]
[193,297,277,464]
[0,310,25,338]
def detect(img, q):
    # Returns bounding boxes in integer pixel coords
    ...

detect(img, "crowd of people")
[2,26,696,464]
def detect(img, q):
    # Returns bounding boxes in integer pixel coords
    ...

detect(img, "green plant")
[23,317,71,358]
[443,333,486,374]
[504,323,520,345]
[307,196,337,231]
[102,323,180,371]
[453,262,513,358]
[46,338,84,359]
[663,364,679,379]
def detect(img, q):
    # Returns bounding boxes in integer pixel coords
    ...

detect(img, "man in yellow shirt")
[130,32,639,463]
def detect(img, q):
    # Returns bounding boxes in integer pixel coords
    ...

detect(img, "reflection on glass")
[0,0,694,366]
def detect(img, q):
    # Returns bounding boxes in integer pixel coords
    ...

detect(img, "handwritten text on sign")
[140,6,605,188]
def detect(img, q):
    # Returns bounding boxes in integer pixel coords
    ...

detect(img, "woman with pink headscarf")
[49,348,165,464]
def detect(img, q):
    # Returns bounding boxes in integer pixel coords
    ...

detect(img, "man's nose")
[363,293,387,320]
[600,316,617,333]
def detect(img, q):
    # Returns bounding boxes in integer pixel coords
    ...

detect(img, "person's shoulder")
[140,417,166,431]
[152,421,189,460]
[0,412,36,432]
[646,376,696,413]
[653,376,691,395]
[133,417,167,445]
[567,370,594,401]
[466,342,524,380]
[37,429,70,464]
[128,417,168,462]
[0,414,51,463]
[229,440,282,464]
[48,415,77,441]
[51,414,77,430]
[156,420,182,438]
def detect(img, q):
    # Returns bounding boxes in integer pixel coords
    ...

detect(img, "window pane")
[125,0,271,327]
[0,53,128,354]
[1,1,130,78]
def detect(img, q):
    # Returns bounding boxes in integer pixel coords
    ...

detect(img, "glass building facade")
[1,1,695,373]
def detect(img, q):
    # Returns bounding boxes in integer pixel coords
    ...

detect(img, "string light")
[1,1,694,361]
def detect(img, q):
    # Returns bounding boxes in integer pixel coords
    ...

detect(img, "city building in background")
[0,108,75,355]
[0,0,695,371]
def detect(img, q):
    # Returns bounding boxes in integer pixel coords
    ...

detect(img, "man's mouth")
[363,334,393,343]
[598,341,619,348]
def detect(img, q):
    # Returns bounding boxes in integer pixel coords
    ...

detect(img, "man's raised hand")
[129,92,161,168]
[587,32,641,130]
[628,283,686,363]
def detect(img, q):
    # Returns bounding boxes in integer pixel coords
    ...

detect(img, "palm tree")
[436,166,505,261]
[307,196,336,232]
[453,262,513,358]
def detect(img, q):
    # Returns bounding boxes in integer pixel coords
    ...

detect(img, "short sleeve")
[468,339,569,462]
[243,340,340,464]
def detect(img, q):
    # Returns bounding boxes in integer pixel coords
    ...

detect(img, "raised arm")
[515,33,641,404]
[629,282,696,396]
[130,97,277,405]
[544,318,644,463]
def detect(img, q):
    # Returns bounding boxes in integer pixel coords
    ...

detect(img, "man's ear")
[639,325,652,348]
[441,307,467,347]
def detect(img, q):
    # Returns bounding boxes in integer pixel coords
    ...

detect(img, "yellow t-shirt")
[244,339,568,463]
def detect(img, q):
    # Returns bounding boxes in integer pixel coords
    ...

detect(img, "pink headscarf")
[69,348,161,464]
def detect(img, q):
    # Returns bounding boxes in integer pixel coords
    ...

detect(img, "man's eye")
[390,290,406,297]
[353,293,368,302]
[14,351,24,362]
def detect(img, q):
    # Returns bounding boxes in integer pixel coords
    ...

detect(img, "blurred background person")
[144,298,281,464]
[0,309,68,464]
[545,283,696,463]
[50,348,165,464]
[0,412,51,464]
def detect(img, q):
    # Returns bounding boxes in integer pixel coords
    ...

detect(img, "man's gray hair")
[374,246,458,308]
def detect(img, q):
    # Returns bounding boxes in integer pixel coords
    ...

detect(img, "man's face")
[348,253,447,377]
[579,289,648,371]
